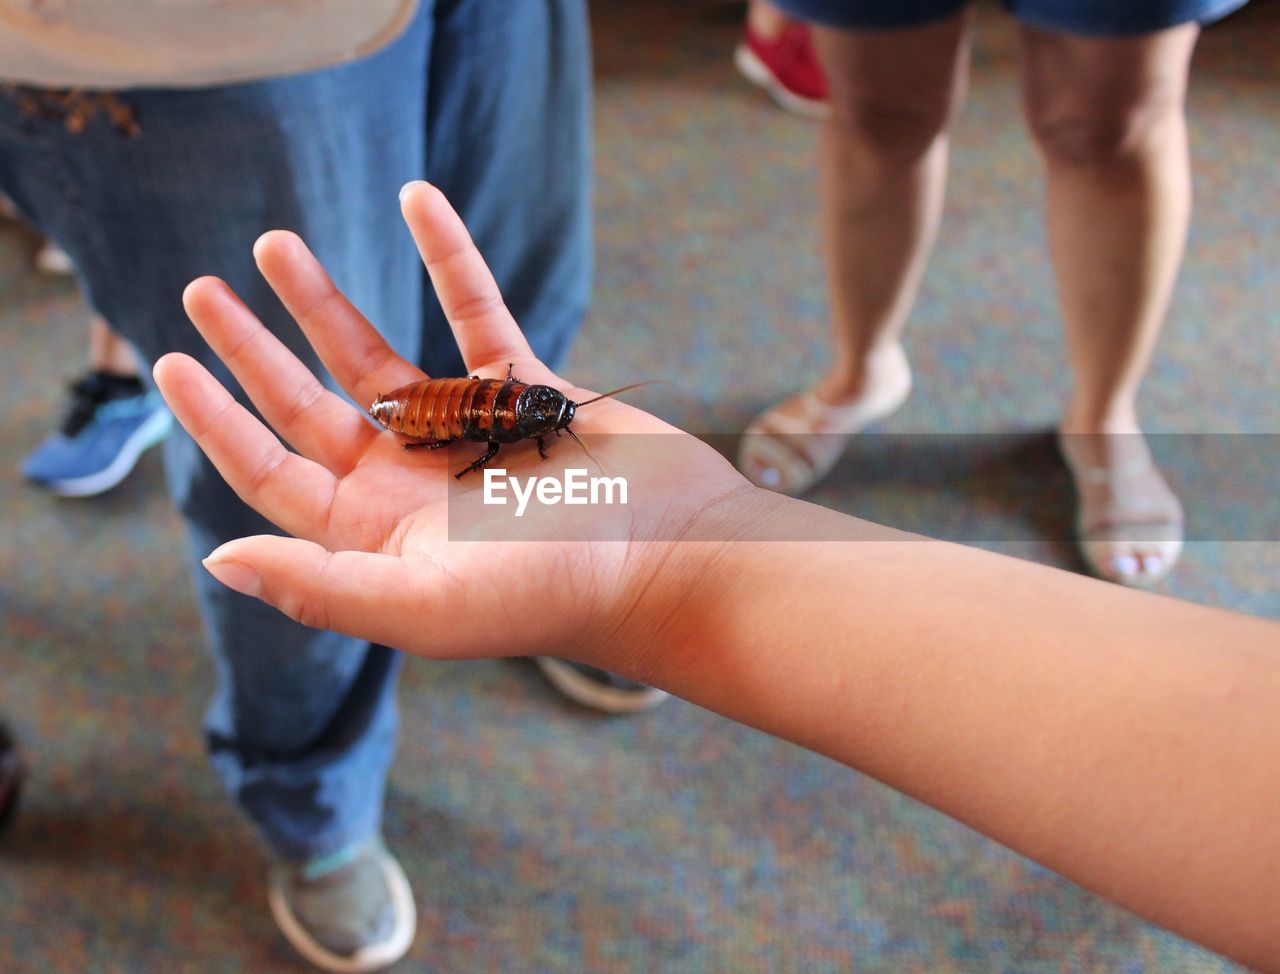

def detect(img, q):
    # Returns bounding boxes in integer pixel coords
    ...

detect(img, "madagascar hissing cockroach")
[368,365,650,478]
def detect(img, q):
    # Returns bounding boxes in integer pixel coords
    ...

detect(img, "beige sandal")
[737,344,912,496]
[1058,431,1184,588]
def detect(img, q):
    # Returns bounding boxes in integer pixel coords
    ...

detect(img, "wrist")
[578,485,757,679]
[595,485,808,688]
[588,483,915,714]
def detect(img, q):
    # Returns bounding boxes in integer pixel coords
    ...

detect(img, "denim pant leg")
[0,11,432,860]
[0,0,589,862]
[421,0,592,375]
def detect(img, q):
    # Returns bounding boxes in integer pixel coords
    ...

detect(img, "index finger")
[399,181,535,371]
[252,230,426,409]
[153,352,343,546]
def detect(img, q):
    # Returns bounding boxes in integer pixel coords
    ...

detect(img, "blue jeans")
[0,0,591,860]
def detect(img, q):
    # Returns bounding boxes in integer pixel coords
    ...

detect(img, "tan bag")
[0,0,419,89]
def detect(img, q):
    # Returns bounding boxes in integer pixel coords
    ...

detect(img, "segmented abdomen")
[370,378,527,443]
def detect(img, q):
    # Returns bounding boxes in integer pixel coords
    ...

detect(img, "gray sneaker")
[533,657,669,714]
[268,836,416,973]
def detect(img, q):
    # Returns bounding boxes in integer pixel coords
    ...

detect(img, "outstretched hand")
[154,181,755,669]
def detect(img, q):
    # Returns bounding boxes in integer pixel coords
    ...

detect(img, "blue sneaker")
[21,370,173,497]
[0,720,24,836]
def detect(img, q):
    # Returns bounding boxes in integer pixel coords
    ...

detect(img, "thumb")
[202,536,448,656]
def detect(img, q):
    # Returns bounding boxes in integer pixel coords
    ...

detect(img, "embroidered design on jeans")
[2,85,140,138]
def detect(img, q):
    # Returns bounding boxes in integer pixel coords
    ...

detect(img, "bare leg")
[738,13,970,493]
[1020,24,1196,585]
[746,0,792,40]
[87,315,141,377]
[813,14,969,400]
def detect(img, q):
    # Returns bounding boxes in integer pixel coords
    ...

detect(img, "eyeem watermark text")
[483,468,629,517]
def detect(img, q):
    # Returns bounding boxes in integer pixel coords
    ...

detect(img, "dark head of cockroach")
[514,385,575,438]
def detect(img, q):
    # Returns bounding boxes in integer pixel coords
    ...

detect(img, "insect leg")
[455,441,501,479]
[536,437,549,460]
[403,440,452,451]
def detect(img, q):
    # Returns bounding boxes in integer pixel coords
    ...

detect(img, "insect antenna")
[564,425,605,474]
[572,380,658,408]
[564,379,657,474]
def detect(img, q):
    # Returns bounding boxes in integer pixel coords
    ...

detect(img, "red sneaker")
[735,21,830,120]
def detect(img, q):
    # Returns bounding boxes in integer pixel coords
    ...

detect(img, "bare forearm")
[638,493,1280,971]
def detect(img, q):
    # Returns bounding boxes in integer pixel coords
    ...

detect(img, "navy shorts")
[772,0,1249,36]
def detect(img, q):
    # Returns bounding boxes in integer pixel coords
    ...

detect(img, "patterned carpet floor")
[1,1,1276,971]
